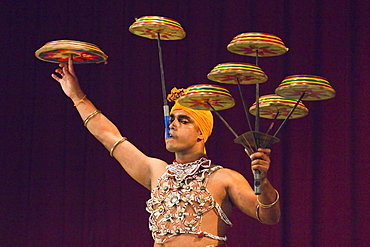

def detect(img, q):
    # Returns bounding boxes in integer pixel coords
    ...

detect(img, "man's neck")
[174,152,205,163]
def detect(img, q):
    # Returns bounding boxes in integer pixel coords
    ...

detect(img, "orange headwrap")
[168,87,214,143]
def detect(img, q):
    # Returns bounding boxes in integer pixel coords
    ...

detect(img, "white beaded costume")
[146,157,233,244]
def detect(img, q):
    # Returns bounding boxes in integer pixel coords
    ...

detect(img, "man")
[51,56,280,247]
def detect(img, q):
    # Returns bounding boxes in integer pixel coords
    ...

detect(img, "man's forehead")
[171,109,192,118]
[170,109,201,130]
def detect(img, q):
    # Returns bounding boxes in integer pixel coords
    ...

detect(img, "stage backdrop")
[1,0,369,246]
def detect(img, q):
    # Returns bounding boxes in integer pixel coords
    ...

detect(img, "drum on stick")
[275,75,336,101]
[249,94,309,120]
[129,16,186,40]
[207,62,268,85]
[235,93,310,148]
[129,16,186,138]
[265,75,336,147]
[207,62,268,134]
[273,75,336,136]
[35,40,108,64]
[227,32,289,57]
[178,84,235,111]
[235,94,309,149]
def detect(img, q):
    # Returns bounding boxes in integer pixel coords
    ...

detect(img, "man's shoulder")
[211,166,241,175]
[210,166,244,183]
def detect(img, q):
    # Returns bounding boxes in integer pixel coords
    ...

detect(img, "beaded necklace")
[167,156,211,181]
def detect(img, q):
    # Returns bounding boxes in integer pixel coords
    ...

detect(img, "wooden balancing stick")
[156,32,171,139]
[253,50,262,194]
[128,16,187,139]
[265,111,280,136]
[235,76,255,140]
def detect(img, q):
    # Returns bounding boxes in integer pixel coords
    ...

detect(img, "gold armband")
[110,137,127,157]
[257,189,279,209]
[83,110,101,127]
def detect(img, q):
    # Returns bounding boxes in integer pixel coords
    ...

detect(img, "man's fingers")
[63,65,69,74]
[68,54,75,74]
[257,148,271,156]
[51,73,61,82]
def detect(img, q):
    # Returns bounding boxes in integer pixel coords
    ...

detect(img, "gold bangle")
[74,95,87,107]
[257,189,279,209]
[256,204,263,223]
[83,110,101,127]
[110,137,127,157]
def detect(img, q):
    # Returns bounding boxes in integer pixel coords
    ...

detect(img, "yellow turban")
[170,101,213,143]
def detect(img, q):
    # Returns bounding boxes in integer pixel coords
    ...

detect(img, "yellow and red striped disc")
[249,94,309,119]
[227,32,288,57]
[35,40,108,64]
[275,75,336,100]
[129,16,186,40]
[207,62,268,84]
[178,84,235,111]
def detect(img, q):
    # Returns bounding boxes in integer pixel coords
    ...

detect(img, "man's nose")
[169,119,178,129]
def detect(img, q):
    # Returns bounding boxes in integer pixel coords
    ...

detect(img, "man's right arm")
[51,57,167,190]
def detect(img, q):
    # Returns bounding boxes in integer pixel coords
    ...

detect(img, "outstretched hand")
[245,148,271,180]
[51,55,84,101]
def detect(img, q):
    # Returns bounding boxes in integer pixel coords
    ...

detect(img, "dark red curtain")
[1,0,369,246]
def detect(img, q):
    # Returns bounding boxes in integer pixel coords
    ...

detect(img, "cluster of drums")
[35,16,336,152]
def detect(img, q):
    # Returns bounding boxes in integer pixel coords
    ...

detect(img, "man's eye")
[180,120,189,124]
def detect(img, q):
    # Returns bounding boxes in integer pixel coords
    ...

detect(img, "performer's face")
[165,110,202,153]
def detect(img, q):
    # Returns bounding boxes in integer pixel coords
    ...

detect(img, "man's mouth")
[167,132,176,139]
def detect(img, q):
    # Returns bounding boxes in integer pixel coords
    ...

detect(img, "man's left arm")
[224,148,280,225]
